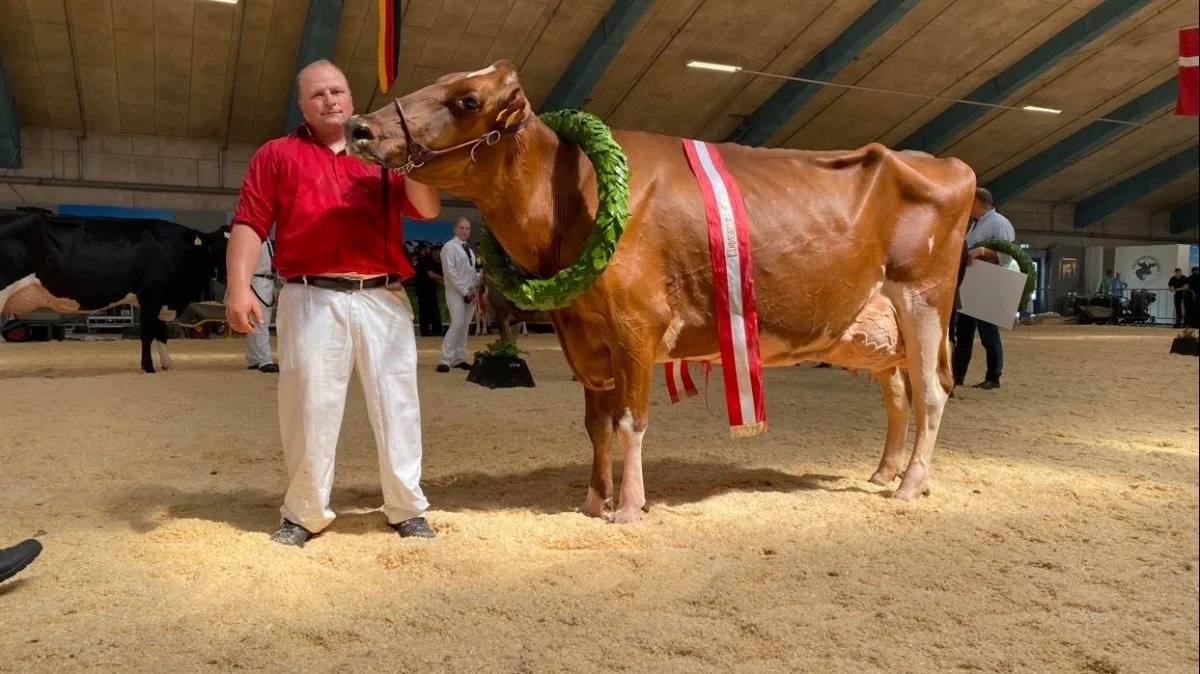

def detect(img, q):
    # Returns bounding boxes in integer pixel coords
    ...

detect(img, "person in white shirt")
[952,188,1015,391]
[437,217,480,372]
[245,236,278,373]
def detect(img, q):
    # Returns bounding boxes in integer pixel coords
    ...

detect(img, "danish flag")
[1177,27,1199,116]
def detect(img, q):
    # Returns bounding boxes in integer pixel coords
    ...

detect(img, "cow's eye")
[458,94,481,111]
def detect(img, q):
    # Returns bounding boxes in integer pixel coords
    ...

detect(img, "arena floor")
[0,324,1196,672]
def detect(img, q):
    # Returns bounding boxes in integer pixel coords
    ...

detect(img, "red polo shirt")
[231,124,428,280]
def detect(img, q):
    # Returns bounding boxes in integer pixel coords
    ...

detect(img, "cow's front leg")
[611,350,653,525]
[580,387,615,518]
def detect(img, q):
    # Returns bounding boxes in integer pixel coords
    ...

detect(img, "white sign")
[1113,245,1194,290]
[958,260,1028,330]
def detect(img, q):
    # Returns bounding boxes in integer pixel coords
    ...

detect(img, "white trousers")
[439,288,472,366]
[276,282,429,533]
[245,277,275,367]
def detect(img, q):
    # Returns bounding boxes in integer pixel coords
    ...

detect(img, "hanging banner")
[377,0,403,93]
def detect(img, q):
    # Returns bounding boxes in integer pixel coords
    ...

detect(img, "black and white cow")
[0,209,228,373]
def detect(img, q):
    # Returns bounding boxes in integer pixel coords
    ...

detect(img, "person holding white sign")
[952,188,1015,391]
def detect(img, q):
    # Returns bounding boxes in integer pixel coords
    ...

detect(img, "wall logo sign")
[1131,255,1162,283]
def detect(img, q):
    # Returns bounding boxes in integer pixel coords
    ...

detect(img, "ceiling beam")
[1169,198,1198,234]
[539,0,654,112]
[282,0,344,135]
[897,0,1155,153]
[986,79,1177,205]
[724,0,919,147]
[1073,144,1199,229]
[0,53,21,169]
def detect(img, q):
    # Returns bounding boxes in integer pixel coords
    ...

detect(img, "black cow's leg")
[137,299,164,373]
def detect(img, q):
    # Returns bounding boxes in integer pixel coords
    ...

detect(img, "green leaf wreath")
[477,109,630,311]
[974,237,1036,311]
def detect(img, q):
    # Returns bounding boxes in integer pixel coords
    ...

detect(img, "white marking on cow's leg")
[156,340,173,370]
[613,407,647,524]
[870,367,911,485]
[893,294,949,501]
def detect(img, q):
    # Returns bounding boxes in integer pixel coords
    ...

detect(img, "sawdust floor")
[0,325,1197,673]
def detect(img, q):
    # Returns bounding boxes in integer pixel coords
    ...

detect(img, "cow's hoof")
[869,468,899,486]
[611,506,644,524]
[579,488,612,518]
[892,485,930,501]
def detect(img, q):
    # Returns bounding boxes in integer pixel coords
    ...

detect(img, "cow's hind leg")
[893,292,953,500]
[153,316,173,370]
[580,387,616,518]
[869,367,910,485]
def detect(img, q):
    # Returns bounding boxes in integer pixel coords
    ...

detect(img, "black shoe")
[453,362,472,371]
[0,539,43,583]
[436,364,450,373]
[393,517,435,539]
[972,380,1000,390]
[258,363,279,373]
[270,519,312,547]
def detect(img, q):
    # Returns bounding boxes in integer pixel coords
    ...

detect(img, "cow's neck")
[457,121,596,279]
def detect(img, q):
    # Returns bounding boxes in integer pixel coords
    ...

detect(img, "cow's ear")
[495,89,529,130]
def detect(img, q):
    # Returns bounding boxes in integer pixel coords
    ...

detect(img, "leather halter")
[388,98,530,174]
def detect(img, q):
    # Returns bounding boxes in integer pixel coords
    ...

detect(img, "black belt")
[253,273,275,280]
[284,274,402,292]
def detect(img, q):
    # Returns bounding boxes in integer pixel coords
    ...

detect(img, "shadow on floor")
[105,458,883,536]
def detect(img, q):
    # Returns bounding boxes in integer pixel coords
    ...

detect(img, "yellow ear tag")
[194,236,202,246]
[504,111,521,128]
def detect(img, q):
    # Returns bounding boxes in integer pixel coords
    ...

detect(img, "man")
[225,59,441,547]
[1188,266,1200,329]
[1168,267,1189,328]
[244,236,278,373]
[952,187,1015,391]
[413,244,444,337]
[437,217,479,373]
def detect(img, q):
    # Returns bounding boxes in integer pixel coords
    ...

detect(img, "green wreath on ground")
[973,237,1036,312]
[477,109,631,311]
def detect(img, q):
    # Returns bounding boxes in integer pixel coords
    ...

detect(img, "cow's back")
[18,213,213,311]
[596,131,974,356]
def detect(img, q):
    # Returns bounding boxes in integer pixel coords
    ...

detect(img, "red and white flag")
[1177,26,1199,116]
[680,138,767,438]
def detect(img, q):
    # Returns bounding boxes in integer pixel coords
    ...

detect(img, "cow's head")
[343,60,533,188]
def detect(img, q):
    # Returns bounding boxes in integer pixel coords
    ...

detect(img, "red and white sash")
[664,359,698,404]
[667,139,767,438]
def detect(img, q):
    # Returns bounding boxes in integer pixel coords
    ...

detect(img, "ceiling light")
[686,60,742,73]
[204,0,238,4]
[1022,105,1062,115]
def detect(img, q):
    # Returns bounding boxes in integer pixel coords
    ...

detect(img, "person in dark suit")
[413,244,444,336]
